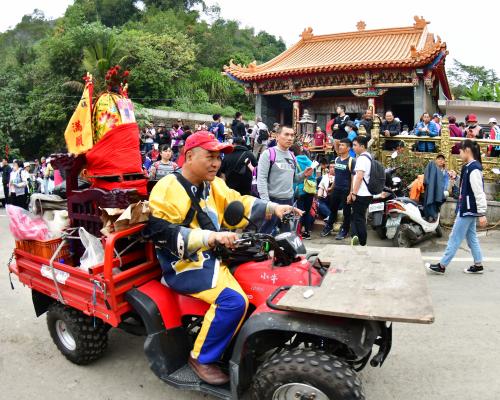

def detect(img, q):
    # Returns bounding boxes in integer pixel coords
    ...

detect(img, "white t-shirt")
[253,122,269,145]
[318,174,334,198]
[354,152,372,197]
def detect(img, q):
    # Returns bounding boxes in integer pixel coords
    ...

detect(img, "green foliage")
[389,150,428,189]
[449,59,499,100]
[0,2,284,158]
[459,81,500,102]
[63,0,140,27]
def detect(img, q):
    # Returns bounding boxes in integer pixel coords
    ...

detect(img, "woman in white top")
[9,160,29,209]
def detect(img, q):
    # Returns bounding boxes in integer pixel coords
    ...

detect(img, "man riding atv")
[145,131,310,385]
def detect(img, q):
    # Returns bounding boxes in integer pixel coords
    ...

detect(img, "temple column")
[255,94,270,124]
[292,101,300,133]
[414,79,425,124]
[368,97,376,116]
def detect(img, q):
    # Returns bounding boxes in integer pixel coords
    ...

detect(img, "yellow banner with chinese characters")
[64,79,94,155]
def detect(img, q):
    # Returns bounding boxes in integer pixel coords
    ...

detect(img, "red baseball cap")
[468,114,478,123]
[184,131,234,154]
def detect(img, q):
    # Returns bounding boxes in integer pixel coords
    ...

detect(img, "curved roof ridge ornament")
[413,16,430,29]
[247,60,257,72]
[300,27,314,40]
[356,21,366,31]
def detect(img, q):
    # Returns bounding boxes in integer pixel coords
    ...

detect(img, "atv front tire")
[47,303,108,365]
[251,347,364,400]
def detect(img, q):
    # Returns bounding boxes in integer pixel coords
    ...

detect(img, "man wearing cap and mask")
[466,114,484,139]
[146,131,301,385]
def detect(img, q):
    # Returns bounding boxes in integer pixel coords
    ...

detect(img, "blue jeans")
[260,197,294,234]
[440,215,483,266]
[317,198,330,219]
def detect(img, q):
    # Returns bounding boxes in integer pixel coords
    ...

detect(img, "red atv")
[9,201,391,400]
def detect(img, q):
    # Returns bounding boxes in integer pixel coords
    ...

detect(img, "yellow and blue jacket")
[148,174,269,294]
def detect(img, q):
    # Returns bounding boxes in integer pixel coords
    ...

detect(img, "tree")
[0,2,284,157]
[448,59,499,99]
[459,81,500,102]
[63,0,140,27]
[142,0,205,12]
[116,29,196,104]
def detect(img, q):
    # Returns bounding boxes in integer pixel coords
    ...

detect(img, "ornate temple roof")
[224,16,448,82]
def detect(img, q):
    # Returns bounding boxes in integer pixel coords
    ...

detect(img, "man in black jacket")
[332,105,350,154]
[1,158,11,206]
[359,109,373,140]
[380,111,401,150]
[220,137,257,195]
[231,112,246,140]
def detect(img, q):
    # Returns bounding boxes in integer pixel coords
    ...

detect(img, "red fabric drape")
[86,122,147,195]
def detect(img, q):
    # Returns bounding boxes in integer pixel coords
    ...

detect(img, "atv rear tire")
[393,224,412,248]
[251,347,364,400]
[375,226,387,239]
[47,303,108,365]
[435,224,443,238]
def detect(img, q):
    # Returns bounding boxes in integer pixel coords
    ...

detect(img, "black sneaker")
[464,265,484,274]
[320,226,332,237]
[335,230,347,240]
[302,231,311,240]
[426,263,445,274]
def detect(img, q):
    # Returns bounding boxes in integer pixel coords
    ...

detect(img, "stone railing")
[372,117,500,182]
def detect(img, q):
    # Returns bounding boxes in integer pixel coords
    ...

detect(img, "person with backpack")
[426,139,488,275]
[209,114,225,143]
[321,138,356,239]
[149,145,179,181]
[145,131,300,385]
[348,135,384,246]
[170,123,184,156]
[220,137,257,195]
[252,116,269,159]
[291,144,316,239]
[257,126,313,234]
[231,112,246,140]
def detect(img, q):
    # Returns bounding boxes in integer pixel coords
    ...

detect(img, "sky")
[1,0,499,76]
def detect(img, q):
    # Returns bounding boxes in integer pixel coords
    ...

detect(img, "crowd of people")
[135,108,495,248]
[1,157,57,210]
[3,107,495,250]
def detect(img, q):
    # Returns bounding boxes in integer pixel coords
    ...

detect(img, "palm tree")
[64,35,133,94]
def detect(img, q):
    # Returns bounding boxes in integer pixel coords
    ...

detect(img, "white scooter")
[384,197,443,247]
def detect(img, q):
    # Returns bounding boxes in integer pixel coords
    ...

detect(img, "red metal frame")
[10,224,160,327]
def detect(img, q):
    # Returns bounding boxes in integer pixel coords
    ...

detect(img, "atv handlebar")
[214,231,296,266]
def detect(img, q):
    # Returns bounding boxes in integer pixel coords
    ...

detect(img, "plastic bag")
[6,205,50,241]
[43,210,69,238]
[79,227,104,272]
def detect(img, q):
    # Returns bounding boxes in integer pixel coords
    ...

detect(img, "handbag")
[297,162,316,195]
[303,178,317,194]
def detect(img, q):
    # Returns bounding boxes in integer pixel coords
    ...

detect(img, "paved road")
[1,208,499,400]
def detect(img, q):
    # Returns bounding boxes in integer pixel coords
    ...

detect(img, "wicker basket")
[15,238,71,262]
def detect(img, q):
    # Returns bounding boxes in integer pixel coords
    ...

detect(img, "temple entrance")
[383,87,415,128]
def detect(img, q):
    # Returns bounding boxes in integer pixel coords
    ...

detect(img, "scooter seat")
[398,197,422,209]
